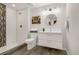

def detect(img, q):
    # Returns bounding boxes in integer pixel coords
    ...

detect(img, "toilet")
[25,32,37,50]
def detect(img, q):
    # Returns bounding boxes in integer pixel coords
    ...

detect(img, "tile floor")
[4,44,67,55]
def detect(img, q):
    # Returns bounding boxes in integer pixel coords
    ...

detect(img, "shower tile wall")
[0,3,6,47]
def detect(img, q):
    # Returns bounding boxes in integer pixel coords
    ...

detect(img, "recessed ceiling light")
[12,4,16,7]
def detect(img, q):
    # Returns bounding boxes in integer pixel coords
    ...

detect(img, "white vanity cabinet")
[38,32,63,50]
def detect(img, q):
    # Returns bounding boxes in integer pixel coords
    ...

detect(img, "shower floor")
[4,44,67,55]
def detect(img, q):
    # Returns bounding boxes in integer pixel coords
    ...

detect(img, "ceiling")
[4,3,52,10]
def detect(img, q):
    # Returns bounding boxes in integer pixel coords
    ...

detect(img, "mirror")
[46,14,57,26]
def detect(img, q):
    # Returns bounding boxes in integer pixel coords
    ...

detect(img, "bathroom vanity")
[38,30,63,50]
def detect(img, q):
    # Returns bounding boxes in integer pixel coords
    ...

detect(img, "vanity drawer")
[39,33,62,37]
[38,34,63,42]
[38,39,63,49]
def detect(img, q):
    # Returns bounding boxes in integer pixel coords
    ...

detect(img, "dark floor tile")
[4,45,67,55]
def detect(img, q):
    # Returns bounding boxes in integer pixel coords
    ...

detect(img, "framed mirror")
[46,14,57,26]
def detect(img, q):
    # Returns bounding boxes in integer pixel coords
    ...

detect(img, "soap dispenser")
[43,28,45,32]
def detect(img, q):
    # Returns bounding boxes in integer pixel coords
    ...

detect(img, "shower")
[0,3,6,47]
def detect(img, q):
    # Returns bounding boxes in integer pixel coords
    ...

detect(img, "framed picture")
[32,16,41,24]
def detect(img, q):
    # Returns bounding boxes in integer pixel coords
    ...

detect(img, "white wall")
[66,3,79,55]
[6,7,17,48]
[30,4,66,31]
[16,8,28,45]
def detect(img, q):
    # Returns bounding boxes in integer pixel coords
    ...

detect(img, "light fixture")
[41,7,60,15]
[12,4,16,7]
[54,8,60,13]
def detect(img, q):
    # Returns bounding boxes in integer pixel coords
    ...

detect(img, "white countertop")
[38,31,62,34]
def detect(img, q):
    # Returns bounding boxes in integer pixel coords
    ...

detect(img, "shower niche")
[0,4,6,47]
